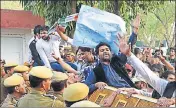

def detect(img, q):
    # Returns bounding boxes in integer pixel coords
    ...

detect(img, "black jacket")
[29,39,44,66]
[93,54,136,88]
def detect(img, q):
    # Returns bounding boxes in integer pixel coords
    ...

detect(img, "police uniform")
[51,72,69,102]
[3,63,18,79]
[1,74,24,107]
[1,63,18,104]
[14,65,31,93]
[70,100,100,107]
[63,82,89,102]
[16,66,64,107]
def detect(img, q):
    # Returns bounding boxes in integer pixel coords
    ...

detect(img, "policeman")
[1,63,18,103]
[14,65,31,92]
[3,63,18,79]
[51,72,69,103]
[71,100,100,107]
[1,74,26,107]
[63,83,89,107]
[16,66,64,107]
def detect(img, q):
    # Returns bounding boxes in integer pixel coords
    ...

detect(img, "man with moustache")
[36,25,77,72]
[85,42,135,93]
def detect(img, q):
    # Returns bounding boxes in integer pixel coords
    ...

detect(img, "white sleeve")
[127,53,168,96]
[36,42,52,69]
[67,37,74,45]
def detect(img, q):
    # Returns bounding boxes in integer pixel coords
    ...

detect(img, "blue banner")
[73,5,126,54]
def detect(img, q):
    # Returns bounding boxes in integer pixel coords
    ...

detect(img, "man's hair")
[40,25,49,32]
[134,48,141,56]
[155,49,163,56]
[4,66,15,74]
[34,25,42,35]
[170,47,175,51]
[95,42,111,55]
[161,71,175,79]
[76,46,92,54]
[51,80,67,92]
[6,86,16,94]
[29,75,44,88]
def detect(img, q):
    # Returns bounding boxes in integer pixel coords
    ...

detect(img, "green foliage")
[19,0,174,47]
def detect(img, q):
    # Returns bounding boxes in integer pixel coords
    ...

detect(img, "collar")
[30,88,46,95]
[7,94,18,104]
[53,92,64,102]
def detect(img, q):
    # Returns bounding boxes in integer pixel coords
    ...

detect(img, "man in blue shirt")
[85,42,135,93]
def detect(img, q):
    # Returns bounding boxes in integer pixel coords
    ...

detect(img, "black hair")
[51,80,67,92]
[6,86,16,94]
[134,48,141,56]
[76,46,92,54]
[34,25,42,35]
[161,71,175,79]
[29,75,44,88]
[40,25,49,33]
[170,47,175,51]
[155,49,163,56]
[4,66,15,74]
[65,98,85,107]
[95,42,111,55]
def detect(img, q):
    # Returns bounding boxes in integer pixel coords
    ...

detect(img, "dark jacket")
[93,54,136,88]
[29,40,44,66]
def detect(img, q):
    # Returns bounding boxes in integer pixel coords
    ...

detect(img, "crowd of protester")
[0,14,175,107]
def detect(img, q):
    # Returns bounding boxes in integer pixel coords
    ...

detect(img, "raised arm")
[114,34,169,96]
[52,53,77,74]
[158,55,175,72]
[55,25,74,45]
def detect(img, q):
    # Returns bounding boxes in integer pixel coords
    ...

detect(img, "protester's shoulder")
[36,39,43,47]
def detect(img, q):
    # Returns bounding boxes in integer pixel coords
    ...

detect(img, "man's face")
[42,78,51,92]
[76,49,85,61]
[7,67,15,76]
[66,54,74,62]
[126,69,133,78]
[170,50,175,56]
[17,80,27,95]
[84,52,94,63]
[40,30,49,40]
[98,45,112,62]
[167,74,175,82]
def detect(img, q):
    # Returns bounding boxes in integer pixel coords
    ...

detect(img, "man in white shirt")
[36,25,77,72]
[116,34,176,98]
[28,25,44,66]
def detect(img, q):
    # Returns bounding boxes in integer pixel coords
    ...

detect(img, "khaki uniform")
[16,89,64,107]
[53,92,64,102]
[1,94,18,107]
[1,78,8,104]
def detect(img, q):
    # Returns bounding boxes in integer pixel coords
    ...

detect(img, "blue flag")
[73,5,126,54]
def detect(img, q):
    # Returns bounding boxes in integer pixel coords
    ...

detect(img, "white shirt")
[67,37,74,45]
[127,53,175,98]
[36,33,61,69]
[27,37,35,63]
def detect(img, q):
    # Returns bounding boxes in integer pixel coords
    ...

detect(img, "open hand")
[95,82,107,90]
[114,34,131,56]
